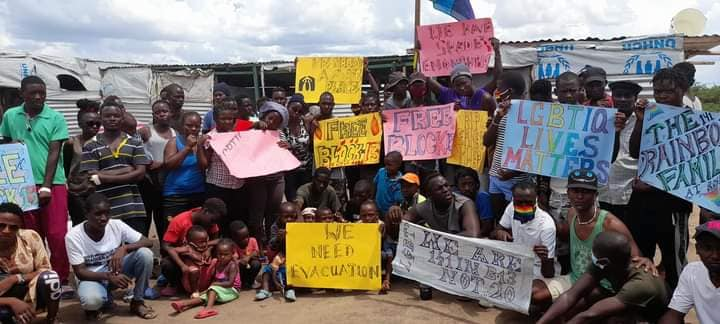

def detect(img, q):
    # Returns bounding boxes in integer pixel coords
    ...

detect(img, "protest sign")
[638,104,720,212]
[500,100,616,184]
[447,110,489,169]
[209,130,301,179]
[287,223,381,290]
[416,18,494,77]
[382,104,456,160]
[0,144,37,211]
[294,57,364,104]
[313,113,382,168]
[393,221,534,314]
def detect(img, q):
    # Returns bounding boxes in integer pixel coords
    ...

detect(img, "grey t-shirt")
[412,192,472,234]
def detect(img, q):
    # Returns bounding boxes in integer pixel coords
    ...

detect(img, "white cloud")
[0,0,718,83]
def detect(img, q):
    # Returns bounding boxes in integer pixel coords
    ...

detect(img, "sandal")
[194,309,218,319]
[170,302,186,313]
[130,301,158,319]
[255,289,272,301]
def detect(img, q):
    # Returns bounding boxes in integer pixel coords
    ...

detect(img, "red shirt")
[234,237,259,257]
[234,119,254,131]
[162,207,220,245]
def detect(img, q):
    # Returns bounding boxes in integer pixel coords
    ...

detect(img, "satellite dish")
[671,8,706,36]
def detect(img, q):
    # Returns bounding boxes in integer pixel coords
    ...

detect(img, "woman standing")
[245,102,288,246]
[281,94,311,201]
[162,111,205,223]
[138,100,176,241]
[0,203,61,324]
[64,110,101,225]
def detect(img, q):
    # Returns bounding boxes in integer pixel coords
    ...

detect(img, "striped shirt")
[80,134,150,220]
[488,114,529,182]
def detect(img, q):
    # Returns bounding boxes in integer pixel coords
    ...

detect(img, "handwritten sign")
[416,18,494,77]
[287,223,381,290]
[393,221,534,314]
[313,113,383,168]
[500,100,616,184]
[448,110,489,169]
[209,130,301,179]
[0,144,37,211]
[382,104,456,160]
[638,104,720,212]
[294,57,364,104]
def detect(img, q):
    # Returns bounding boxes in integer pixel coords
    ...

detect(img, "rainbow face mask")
[513,202,536,223]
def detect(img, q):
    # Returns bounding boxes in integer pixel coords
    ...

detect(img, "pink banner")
[416,18,494,77]
[382,104,456,160]
[209,130,300,178]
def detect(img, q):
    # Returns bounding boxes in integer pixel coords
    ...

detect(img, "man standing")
[202,82,232,133]
[597,80,642,222]
[382,72,410,109]
[580,66,613,107]
[0,76,71,294]
[673,62,703,111]
[629,68,694,288]
[162,83,186,131]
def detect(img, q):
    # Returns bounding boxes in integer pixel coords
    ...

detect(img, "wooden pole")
[414,0,420,50]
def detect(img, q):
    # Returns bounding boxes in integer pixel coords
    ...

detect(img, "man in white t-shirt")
[493,181,560,313]
[660,220,720,324]
[65,193,157,320]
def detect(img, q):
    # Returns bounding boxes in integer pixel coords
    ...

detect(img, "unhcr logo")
[623,52,673,75]
[298,76,315,92]
[537,54,572,79]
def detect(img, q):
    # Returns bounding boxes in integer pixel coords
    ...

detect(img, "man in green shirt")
[0,76,71,292]
[538,231,669,324]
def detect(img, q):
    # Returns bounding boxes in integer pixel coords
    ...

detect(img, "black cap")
[609,81,642,96]
[567,169,598,191]
[580,66,607,85]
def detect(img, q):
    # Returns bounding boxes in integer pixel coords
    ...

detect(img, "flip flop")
[170,302,185,313]
[194,309,218,319]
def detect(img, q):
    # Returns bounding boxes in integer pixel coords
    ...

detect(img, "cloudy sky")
[1,0,719,83]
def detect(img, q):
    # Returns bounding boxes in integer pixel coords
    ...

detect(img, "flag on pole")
[431,0,475,21]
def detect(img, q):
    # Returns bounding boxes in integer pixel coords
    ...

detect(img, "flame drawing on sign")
[371,115,380,136]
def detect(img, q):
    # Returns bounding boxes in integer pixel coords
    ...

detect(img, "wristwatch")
[16,274,25,284]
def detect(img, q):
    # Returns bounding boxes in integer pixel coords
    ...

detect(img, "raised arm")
[364,58,379,93]
[426,77,444,96]
[483,37,503,93]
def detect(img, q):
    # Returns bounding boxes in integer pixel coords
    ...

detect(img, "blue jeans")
[77,247,153,311]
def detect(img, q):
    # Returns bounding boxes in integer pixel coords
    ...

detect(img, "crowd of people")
[0,51,716,323]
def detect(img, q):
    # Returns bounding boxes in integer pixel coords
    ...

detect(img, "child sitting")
[316,207,345,223]
[358,200,392,294]
[167,225,215,298]
[374,151,404,216]
[301,207,317,223]
[229,220,261,289]
[171,239,241,319]
[256,202,297,302]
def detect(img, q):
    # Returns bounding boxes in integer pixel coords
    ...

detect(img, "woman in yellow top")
[0,202,61,324]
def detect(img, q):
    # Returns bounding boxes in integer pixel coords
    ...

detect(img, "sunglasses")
[591,253,611,270]
[0,223,20,232]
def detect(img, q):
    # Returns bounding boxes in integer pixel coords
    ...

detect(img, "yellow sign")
[294,57,364,104]
[286,223,381,290]
[313,113,382,169]
[447,110,489,170]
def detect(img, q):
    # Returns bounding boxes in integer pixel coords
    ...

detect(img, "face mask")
[513,203,535,223]
[409,85,427,99]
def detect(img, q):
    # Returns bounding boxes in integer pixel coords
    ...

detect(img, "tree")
[692,84,720,112]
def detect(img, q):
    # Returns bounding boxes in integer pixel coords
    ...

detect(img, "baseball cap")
[567,169,598,191]
[694,220,720,240]
[400,173,420,185]
[386,71,408,91]
[609,81,642,96]
[408,72,426,85]
[450,63,473,84]
[580,66,607,85]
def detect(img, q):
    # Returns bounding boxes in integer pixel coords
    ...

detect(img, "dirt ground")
[49,210,703,324]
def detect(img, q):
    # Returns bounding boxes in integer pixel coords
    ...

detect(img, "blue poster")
[0,144,38,211]
[638,104,720,212]
[500,100,616,184]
